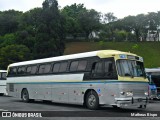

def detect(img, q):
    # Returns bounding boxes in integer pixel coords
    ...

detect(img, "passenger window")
[91,61,104,78]
[31,66,37,74]
[77,60,87,71]
[39,65,45,74]
[26,65,37,74]
[70,60,87,71]
[26,66,32,74]
[95,62,103,73]
[104,60,116,78]
[91,58,117,79]
[39,64,51,74]
[70,61,78,71]
[1,73,6,80]
[9,67,17,76]
[53,63,60,73]
[17,66,26,75]
[59,62,68,72]
[44,64,51,73]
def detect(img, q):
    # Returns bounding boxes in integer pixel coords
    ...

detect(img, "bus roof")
[9,50,137,67]
[0,70,7,72]
[145,68,160,73]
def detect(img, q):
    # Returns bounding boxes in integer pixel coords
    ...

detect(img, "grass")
[64,42,160,68]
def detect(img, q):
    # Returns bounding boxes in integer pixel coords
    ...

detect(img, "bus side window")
[52,63,60,73]
[9,67,17,76]
[59,62,68,72]
[1,73,6,80]
[17,66,26,75]
[26,65,37,75]
[44,64,51,73]
[104,61,113,77]
[77,60,87,71]
[70,61,79,71]
[70,60,87,72]
[91,61,104,78]
[39,64,45,74]
[39,64,51,74]
[104,59,117,79]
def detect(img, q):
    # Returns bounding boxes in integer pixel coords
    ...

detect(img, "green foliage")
[0,10,22,35]
[65,42,160,68]
[0,1,160,69]
[0,33,16,47]
[103,12,117,23]
[62,4,101,40]
[0,45,32,69]
[61,4,86,38]
[114,30,128,41]
[79,9,101,39]
[98,40,105,49]
[34,0,65,59]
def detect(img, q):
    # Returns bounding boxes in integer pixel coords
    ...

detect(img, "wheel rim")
[88,94,96,107]
[22,91,28,101]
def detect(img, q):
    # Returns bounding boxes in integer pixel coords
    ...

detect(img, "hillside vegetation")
[64,42,160,68]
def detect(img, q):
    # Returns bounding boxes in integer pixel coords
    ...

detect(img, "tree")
[0,10,22,35]
[0,33,16,48]
[61,3,86,39]
[34,0,65,59]
[0,45,32,69]
[103,12,117,23]
[121,14,147,41]
[78,9,101,39]
[15,8,43,52]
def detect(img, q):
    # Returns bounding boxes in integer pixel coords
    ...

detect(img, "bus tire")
[21,89,30,103]
[85,90,99,110]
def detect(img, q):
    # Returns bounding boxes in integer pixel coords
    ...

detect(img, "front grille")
[133,89,144,96]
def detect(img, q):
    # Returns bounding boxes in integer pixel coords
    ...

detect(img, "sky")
[0,0,159,18]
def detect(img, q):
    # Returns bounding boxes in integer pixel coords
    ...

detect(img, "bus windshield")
[117,60,145,77]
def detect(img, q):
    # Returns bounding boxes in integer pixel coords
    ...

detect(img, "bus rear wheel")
[85,91,99,110]
[21,89,30,102]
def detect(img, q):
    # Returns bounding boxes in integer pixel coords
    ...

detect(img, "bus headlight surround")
[120,91,125,95]
[120,91,133,96]
[144,92,148,96]
[126,91,133,96]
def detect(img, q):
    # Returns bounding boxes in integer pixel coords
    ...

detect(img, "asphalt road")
[0,95,160,120]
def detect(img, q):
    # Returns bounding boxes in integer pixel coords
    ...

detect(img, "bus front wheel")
[21,89,30,102]
[85,90,99,110]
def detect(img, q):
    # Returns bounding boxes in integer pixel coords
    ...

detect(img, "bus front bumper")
[114,97,148,108]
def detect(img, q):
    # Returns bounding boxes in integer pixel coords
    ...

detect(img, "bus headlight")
[120,91,125,95]
[120,91,133,96]
[144,92,148,96]
[126,91,133,96]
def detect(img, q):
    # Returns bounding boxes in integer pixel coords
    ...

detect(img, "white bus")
[0,70,7,96]
[7,50,149,109]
